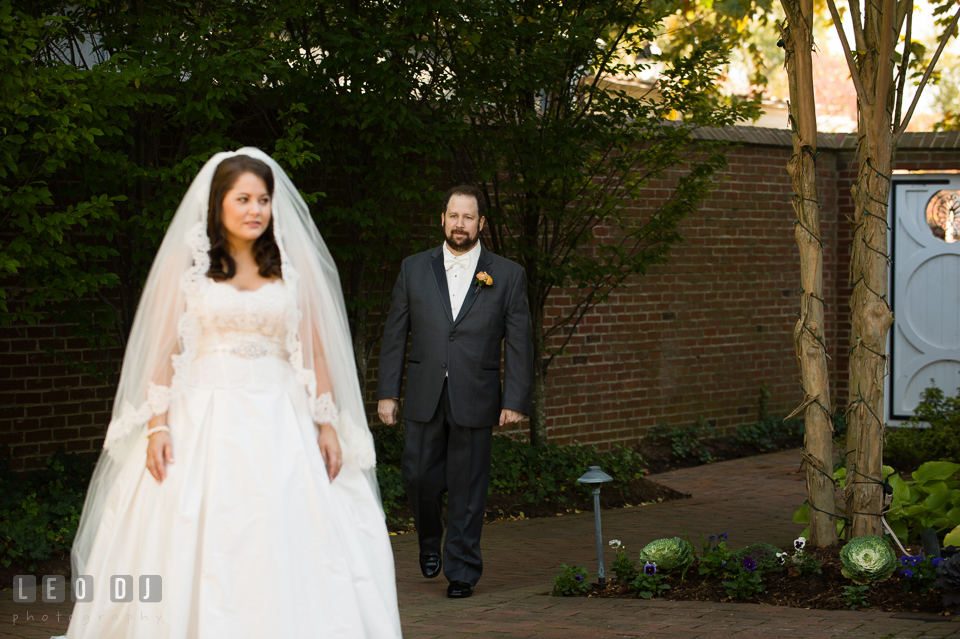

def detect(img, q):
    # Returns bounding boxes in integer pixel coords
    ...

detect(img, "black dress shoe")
[447,581,473,598]
[419,552,442,579]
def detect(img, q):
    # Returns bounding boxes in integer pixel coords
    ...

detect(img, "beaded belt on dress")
[196,341,287,360]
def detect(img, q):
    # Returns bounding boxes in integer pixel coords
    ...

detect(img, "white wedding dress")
[61,279,402,638]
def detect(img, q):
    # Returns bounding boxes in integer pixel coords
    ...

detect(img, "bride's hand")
[317,423,342,482]
[146,431,174,484]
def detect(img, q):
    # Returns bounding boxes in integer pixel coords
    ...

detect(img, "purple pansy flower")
[574,574,583,582]
[744,558,756,572]
[644,562,657,576]
[910,556,923,567]
[902,568,914,579]
[900,556,909,566]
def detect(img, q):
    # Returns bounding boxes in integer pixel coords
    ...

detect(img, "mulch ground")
[581,544,951,615]
[638,434,805,475]
[386,475,690,533]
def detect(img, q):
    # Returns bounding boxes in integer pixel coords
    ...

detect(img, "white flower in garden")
[776,552,788,565]
[794,537,807,552]
[609,539,622,549]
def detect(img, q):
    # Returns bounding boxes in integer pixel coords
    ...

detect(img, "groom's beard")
[445,228,479,252]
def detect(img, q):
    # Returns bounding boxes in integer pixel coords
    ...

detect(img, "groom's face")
[442,194,484,254]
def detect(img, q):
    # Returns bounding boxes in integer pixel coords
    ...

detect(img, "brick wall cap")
[693,126,960,151]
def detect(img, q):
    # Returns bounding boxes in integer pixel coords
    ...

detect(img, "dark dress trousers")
[377,244,533,585]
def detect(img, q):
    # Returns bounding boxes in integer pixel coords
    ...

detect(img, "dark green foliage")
[697,532,733,578]
[884,383,960,472]
[732,384,804,452]
[0,446,94,570]
[793,552,823,575]
[630,568,671,599]
[488,435,647,507]
[611,543,639,583]
[444,0,757,445]
[645,418,720,463]
[898,555,938,594]
[721,557,766,600]
[552,564,592,596]
[730,542,785,576]
[842,584,871,610]
[1,0,458,386]
[732,417,804,453]
[375,464,408,527]
[372,426,406,466]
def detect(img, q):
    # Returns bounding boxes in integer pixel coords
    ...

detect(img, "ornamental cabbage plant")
[637,537,694,574]
[839,535,897,585]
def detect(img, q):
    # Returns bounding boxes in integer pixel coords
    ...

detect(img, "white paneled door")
[888,176,960,422]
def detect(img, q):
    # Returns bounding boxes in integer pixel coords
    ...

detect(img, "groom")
[377,184,533,598]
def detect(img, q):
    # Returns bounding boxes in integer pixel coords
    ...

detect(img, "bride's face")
[220,172,272,247]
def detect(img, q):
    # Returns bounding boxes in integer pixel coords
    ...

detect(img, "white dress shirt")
[442,240,481,320]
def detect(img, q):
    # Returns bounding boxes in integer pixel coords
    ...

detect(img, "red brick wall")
[0,323,113,471]
[489,144,844,445]
[3,134,958,471]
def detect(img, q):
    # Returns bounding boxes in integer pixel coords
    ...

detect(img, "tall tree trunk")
[527,273,548,447]
[349,257,370,396]
[780,0,838,547]
[845,130,895,538]
[844,2,897,538]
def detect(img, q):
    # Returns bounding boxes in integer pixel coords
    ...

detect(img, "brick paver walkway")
[4,449,960,637]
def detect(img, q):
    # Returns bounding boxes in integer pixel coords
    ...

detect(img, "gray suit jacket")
[377,244,533,428]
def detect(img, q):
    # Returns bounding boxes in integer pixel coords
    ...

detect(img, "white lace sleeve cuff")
[313,392,339,428]
[146,382,171,417]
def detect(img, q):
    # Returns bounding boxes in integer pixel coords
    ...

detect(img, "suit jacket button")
[441,363,447,369]
[449,336,455,341]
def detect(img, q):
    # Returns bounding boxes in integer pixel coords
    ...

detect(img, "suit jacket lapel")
[430,248,454,324]
[453,246,492,326]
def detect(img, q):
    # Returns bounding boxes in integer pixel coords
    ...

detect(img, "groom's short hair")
[442,184,486,217]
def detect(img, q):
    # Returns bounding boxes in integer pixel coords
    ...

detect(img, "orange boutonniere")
[475,271,493,291]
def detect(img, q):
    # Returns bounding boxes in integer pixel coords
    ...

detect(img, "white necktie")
[444,254,470,271]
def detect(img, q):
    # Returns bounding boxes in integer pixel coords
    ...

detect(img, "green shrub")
[722,556,766,600]
[0,446,93,570]
[732,416,803,453]
[552,564,592,596]
[488,435,647,507]
[645,418,720,463]
[885,383,960,471]
[371,426,649,523]
[730,542,785,576]
[630,562,671,599]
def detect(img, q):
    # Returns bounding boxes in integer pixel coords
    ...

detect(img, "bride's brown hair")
[206,155,282,281]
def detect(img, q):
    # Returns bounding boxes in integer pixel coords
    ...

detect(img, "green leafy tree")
[443,0,758,445]
[1,0,458,396]
[279,1,461,386]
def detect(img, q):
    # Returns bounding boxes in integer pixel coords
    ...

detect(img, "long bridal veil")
[71,148,380,578]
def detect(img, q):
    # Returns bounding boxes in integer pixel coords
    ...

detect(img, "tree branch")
[826,0,871,105]
[874,0,897,137]
[893,1,912,130]
[850,0,867,54]
[895,2,960,139]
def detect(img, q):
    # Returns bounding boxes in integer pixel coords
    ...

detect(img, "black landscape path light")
[577,465,613,585]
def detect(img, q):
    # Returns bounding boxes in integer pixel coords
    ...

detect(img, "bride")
[56,149,402,638]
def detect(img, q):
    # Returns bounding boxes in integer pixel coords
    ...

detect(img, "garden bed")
[385,475,690,533]
[577,544,951,615]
